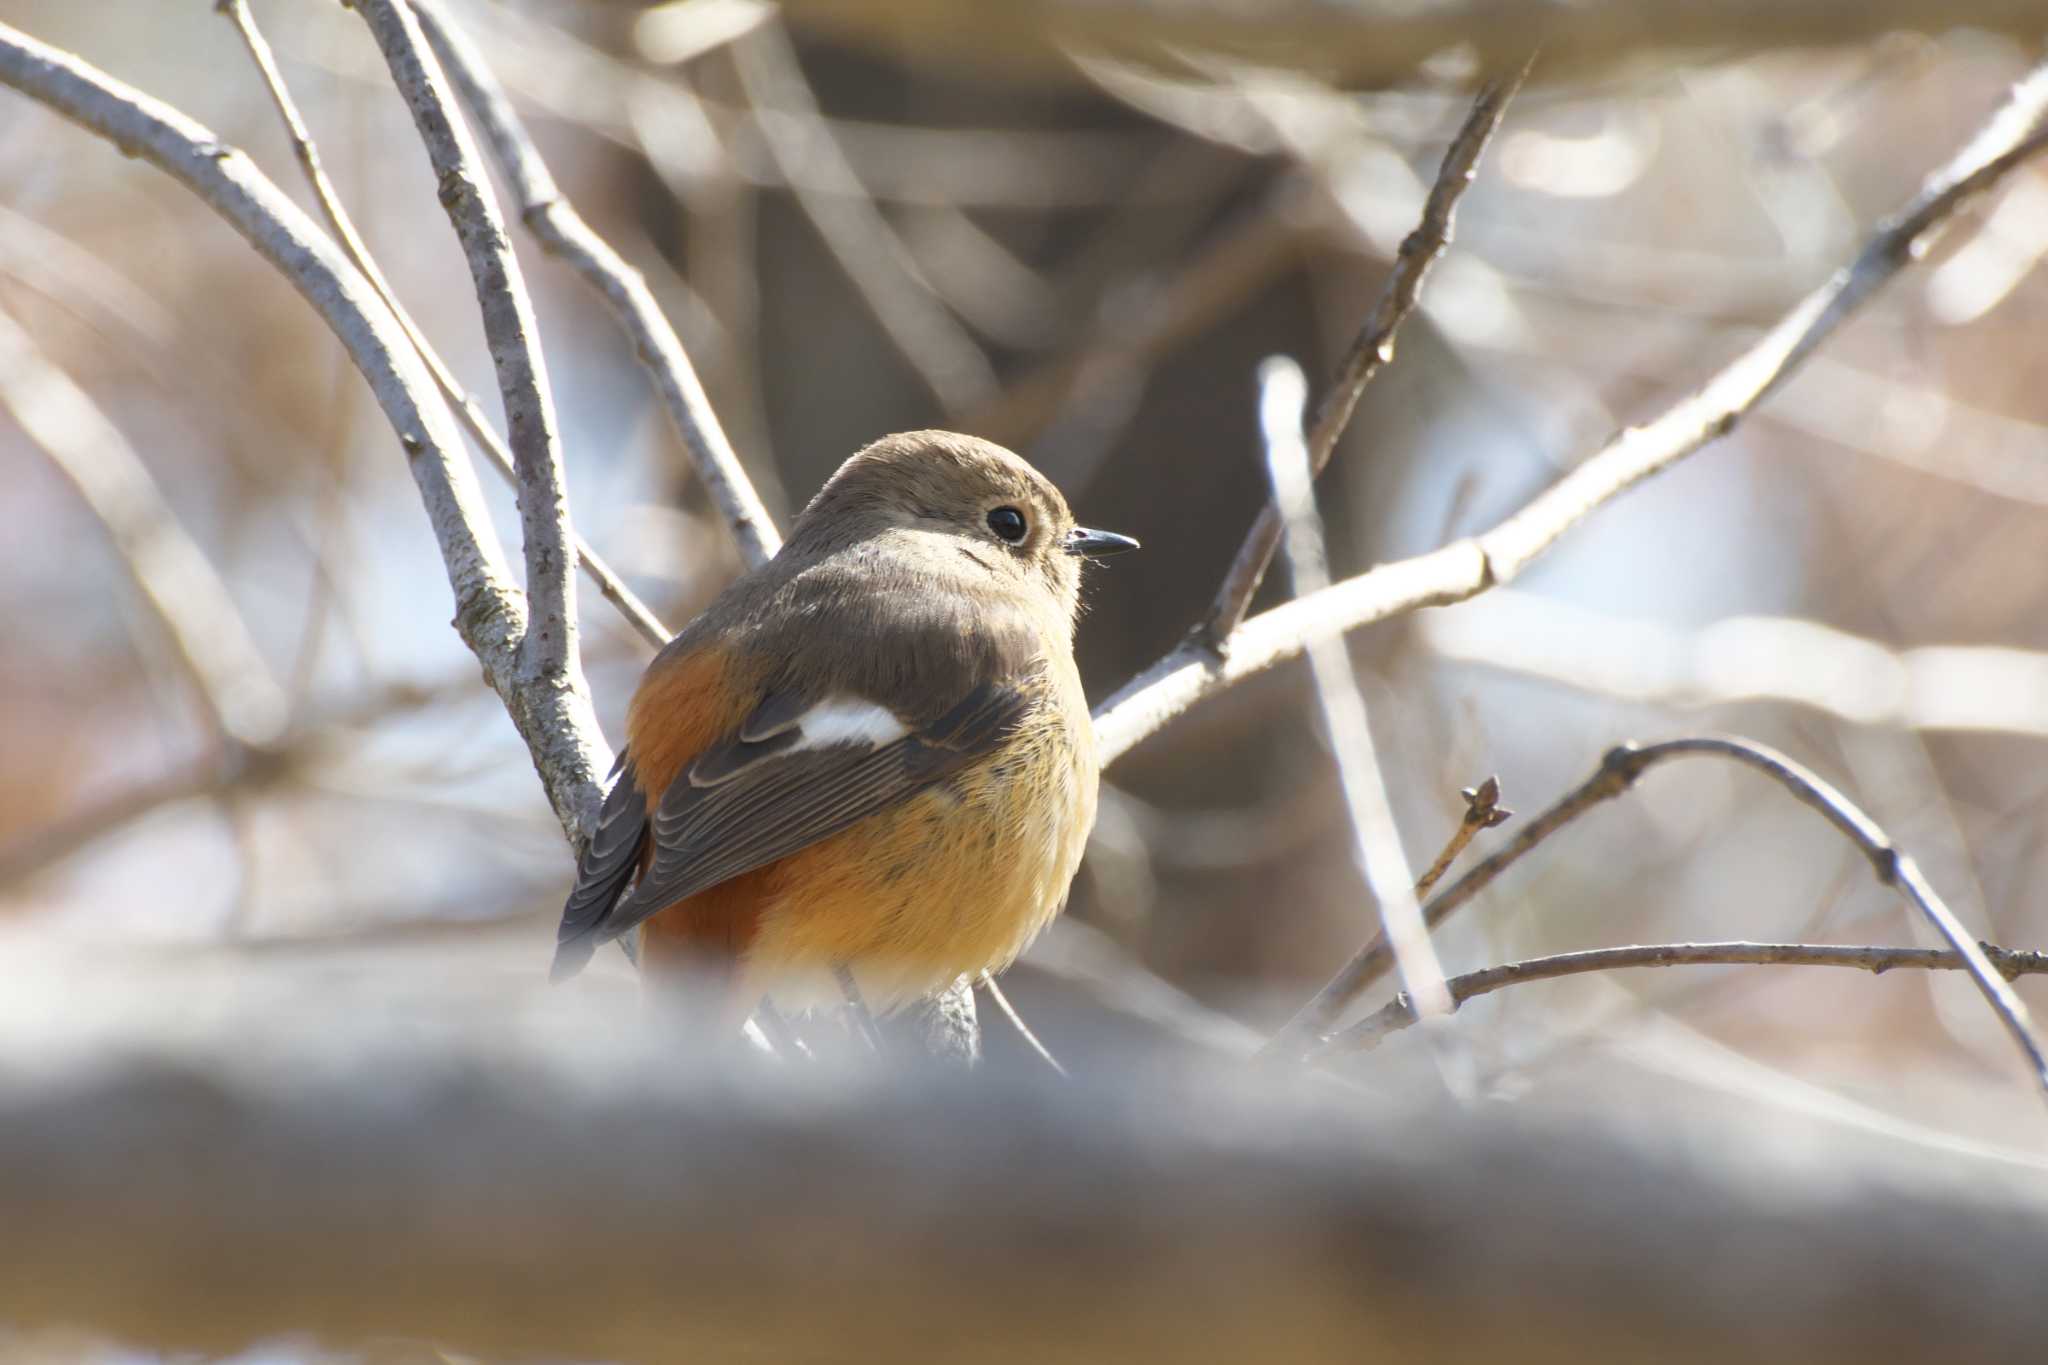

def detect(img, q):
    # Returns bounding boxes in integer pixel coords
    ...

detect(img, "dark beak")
[1065,526,1140,558]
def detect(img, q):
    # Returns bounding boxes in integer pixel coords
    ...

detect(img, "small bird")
[551,430,1136,1027]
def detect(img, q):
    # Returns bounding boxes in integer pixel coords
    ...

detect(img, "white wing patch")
[794,696,910,750]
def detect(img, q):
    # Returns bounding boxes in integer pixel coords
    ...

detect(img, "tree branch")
[353,0,603,839]
[217,0,670,649]
[408,0,781,571]
[1269,736,2048,1105]
[778,0,2048,84]
[1197,63,1526,649]
[0,20,617,844]
[729,17,996,412]
[1093,59,2048,767]
[0,301,285,748]
[1417,590,2048,739]
[1321,940,2048,1055]
[1259,355,1451,1018]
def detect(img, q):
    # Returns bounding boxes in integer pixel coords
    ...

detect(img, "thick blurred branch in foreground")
[2,955,2048,1362]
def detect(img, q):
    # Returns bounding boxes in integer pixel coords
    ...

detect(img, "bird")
[550,429,1137,1030]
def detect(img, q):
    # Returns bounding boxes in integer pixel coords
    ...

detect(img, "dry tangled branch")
[1271,736,2048,1102]
[1092,59,2048,766]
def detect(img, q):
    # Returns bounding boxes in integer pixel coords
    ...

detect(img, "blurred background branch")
[0,302,287,749]
[779,0,2048,81]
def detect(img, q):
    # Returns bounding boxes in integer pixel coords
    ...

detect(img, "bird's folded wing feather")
[550,676,1032,977]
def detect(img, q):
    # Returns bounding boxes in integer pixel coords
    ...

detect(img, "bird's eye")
[987,506,1028,544]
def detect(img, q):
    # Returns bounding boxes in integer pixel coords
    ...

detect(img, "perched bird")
[552,430,1136,1027]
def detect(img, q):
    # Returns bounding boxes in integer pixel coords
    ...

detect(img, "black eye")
[987,506,1028,544]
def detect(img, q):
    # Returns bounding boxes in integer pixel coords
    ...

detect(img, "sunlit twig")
[217,0,670,649]
[1319,939,2048,1055]
[1093,60,2048,768]
[1258,355,1451,1021]
[409,0,780,571]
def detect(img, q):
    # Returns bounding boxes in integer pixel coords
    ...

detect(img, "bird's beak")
[1065,526,1140,558]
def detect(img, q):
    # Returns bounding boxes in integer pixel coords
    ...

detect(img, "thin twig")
[0,301,286,747]
[729,17,996,412]
[979,972,1069,1078]
[834,965,887,1055]
[1270,735,2048,1103]
[1414,777,1510,902]
[1093,60,2048,767]
[216,0,669,649]
[966,175,1309,448]
[1418,589,2048,738]
[1197,64,1526,650]
[1260,355,1450,1019]
[1318,940,2048,1056]
[750,998,809,1060]
[408,0,780,571]
[1025,917,1265,1056]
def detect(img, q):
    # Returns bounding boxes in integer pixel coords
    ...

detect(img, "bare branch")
[1322,940,2048,1055]
[979,971,1069,1077]
[777,0,2048,83]
[1421,590,2048,739]
[0,753,254,889]
[1259,355,1450,1019]
[1414,777,1510,902]
[1271,736,2048,1103]
[1021,917,1266,1056]
[1093,60,2048,767]
[351,0,607,840]
[0,302,285,747]
[730,17,997,412]
[351,0,588,705]
[0,20,616,844]
[217,0,670,649]
[1198,64,1526,648]
[408,0,780,570]
[834,963,888,1054]
[967,175,1308,448]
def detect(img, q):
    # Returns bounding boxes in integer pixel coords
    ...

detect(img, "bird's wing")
[555,750,651,958]
[550,674,1033,980]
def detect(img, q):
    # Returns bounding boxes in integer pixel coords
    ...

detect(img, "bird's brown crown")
[789,430,1086,615]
